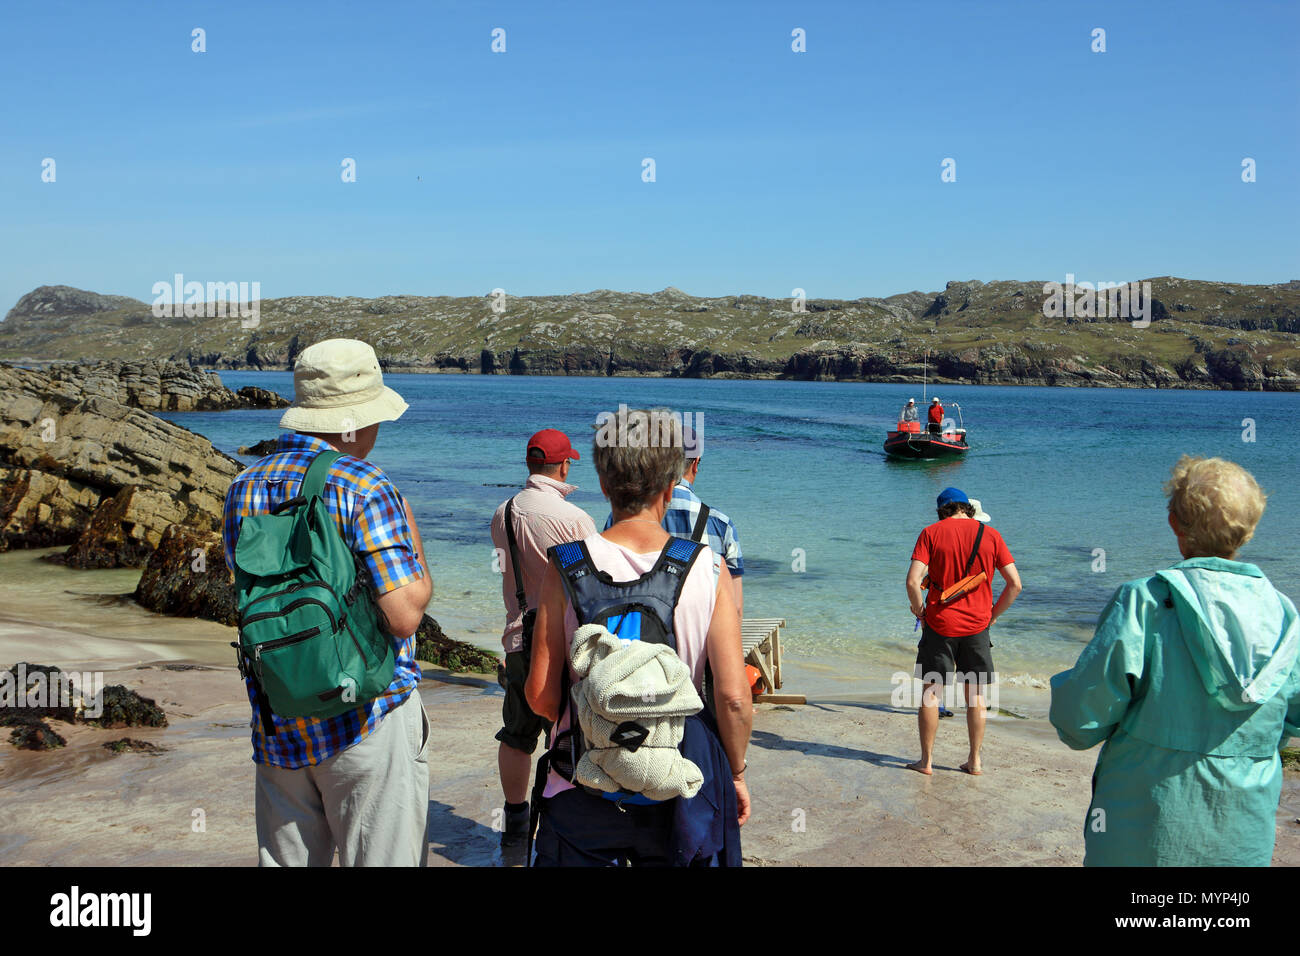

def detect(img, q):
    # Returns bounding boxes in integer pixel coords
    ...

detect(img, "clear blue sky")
[2,0,1297,313]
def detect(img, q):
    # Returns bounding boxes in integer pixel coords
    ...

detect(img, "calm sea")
[159,374,1300,699]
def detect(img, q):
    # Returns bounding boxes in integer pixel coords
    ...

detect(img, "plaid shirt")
[603,479,743,576]
[222,432,425,768]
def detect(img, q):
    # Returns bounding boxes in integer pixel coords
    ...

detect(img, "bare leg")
[961,681,985,774]
[498,741,533,804]
[907,683,939,775]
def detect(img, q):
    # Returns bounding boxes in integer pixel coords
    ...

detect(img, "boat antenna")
[923,349,927,403]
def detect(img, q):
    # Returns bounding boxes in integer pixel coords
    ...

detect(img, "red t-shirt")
[911,517,1013,636]
[928,404,944,424]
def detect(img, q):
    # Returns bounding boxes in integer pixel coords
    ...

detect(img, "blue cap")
[937,487,968,507]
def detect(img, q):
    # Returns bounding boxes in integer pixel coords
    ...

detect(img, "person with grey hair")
[1050,455,1300,866]
[526,408,752,865]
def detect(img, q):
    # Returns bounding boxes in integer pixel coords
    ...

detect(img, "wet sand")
[2,550,1298,867]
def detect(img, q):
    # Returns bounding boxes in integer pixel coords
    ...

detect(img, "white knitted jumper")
[568,623,704,801]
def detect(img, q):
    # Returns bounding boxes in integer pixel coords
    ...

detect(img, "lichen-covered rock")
[0,663,84,722]
[133,524,237,626]
[0,364,241,556]
[414,615,499,673]
[102,737,167,754]
[0,464,101,551]
[82,685,168,729]
[60,485,188,569]
[2,714,66,750]
[13,359,290,411]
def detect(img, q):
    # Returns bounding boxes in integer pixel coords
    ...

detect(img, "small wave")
[997,672,1050,689]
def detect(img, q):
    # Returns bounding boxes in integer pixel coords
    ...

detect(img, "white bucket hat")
[279,339,408,433]
[968,498,991,522]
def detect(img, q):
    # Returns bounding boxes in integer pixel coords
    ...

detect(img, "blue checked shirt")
[222,432,425,768]
[604,479,743,576]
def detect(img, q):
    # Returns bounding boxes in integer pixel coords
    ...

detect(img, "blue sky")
[1,0,1297,313]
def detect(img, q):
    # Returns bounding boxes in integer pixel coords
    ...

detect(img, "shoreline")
[3,551,1299,866]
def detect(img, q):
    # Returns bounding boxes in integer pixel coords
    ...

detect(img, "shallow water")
[154,373,1300,694]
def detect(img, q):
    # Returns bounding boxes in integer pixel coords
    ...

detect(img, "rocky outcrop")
[29,360,288,411]
[414,615,499,673]
[133,525,237,626]
[0,363,241,564]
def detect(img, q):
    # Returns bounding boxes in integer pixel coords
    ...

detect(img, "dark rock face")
[414,615,499,673]
[237,438,279,457]
[133,525,237,626]
[235,386,290,409]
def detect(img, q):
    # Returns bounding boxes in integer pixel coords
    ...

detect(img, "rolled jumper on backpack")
[527,535,716,862]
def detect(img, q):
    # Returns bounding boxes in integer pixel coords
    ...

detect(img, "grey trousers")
[255,691,430,866]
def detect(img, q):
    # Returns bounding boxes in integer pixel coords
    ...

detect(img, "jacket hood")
[1155,558,1299,711]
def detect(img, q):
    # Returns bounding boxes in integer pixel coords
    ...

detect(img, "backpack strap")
[690,504,711,544]
[657,537,706,611]
[549,540,597,624]
[504,496,528,615]
[301,449,343,500]
[962,523,986,577]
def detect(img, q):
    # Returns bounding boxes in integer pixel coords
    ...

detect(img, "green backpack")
[230,450,396,734]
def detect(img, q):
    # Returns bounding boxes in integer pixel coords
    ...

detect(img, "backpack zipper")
[343,617,370,664]
[241,581,332,618]
[242,596,338,631]
[254,626,322,653]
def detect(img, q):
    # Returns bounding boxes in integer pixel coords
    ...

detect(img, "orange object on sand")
[745,664,764,695]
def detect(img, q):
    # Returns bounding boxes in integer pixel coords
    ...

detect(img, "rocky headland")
[2,278,1298,390]
[0,359,494,674]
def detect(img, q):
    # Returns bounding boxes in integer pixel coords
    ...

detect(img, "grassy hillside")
[2,278,1298,389]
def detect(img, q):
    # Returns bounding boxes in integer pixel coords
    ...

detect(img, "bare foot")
[906,761,933,776]
[959,760,983,775]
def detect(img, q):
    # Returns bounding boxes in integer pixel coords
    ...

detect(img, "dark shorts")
[914,625,996,686]
[533,787,673,867]
[495,650,550,754]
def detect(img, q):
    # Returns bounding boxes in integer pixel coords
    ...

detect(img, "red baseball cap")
[526,428,581,464]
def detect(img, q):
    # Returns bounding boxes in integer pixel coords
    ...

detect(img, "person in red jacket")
[905,487,1022,775]
[927,397,944,436]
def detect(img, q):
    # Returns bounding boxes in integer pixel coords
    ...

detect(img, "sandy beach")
[2,548,1298,867]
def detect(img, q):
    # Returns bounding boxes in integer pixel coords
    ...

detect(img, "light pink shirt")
[543,533,720,798]
[491,474,598,654]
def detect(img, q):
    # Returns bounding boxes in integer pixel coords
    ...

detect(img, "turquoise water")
[160,374,1300,689]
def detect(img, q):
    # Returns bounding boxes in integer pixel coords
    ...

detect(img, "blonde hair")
[1163,455,1267,559]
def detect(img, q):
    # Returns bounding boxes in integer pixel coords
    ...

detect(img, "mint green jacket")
[1049,557,1300,866]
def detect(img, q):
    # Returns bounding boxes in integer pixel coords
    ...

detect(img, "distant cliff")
[3,278,1298,390]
